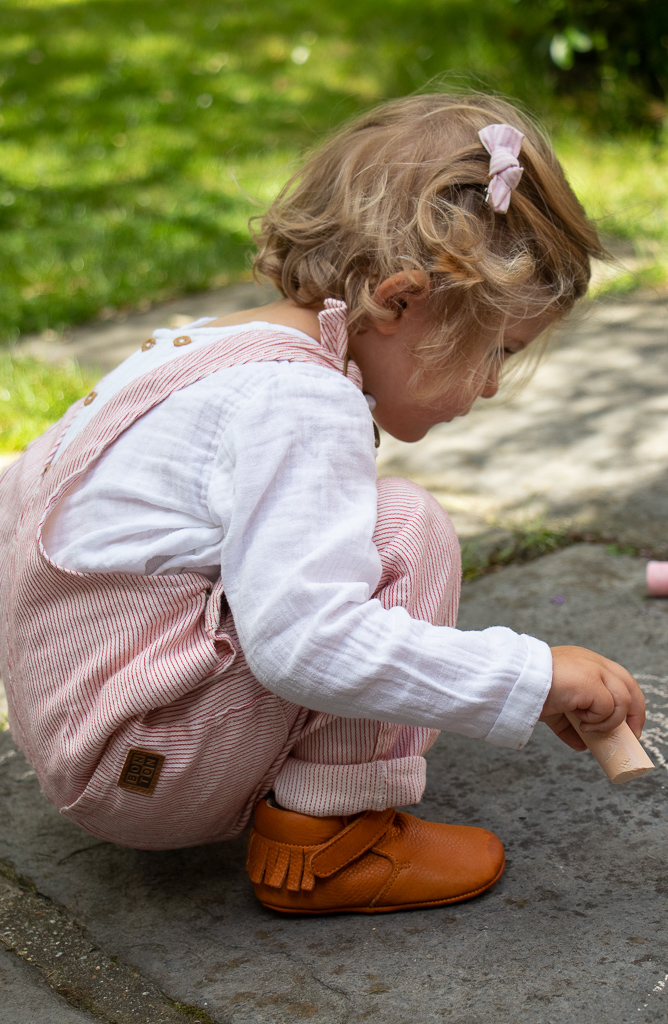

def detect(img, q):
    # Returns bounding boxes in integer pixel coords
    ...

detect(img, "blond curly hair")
[253,92,605,399]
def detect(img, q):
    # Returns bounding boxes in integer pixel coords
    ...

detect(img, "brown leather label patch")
[117,748,165,796]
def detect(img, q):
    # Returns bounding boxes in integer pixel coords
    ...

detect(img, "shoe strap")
[247,807,396,892]
[310,807,395,879]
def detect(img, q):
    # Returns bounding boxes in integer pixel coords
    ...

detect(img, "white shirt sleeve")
[43,357,552,749]
[213,365,552,750]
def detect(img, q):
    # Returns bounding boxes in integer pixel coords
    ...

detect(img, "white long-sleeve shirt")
[43,319,553,748]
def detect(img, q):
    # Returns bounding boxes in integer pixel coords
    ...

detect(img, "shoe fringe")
[246,832,317,891]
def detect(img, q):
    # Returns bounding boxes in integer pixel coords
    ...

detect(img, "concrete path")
[11,282,668,556]
[0,943,100,1024]
[2,284,668,1022]
[14,281,279,373]
[2,544,668,1023]
[376,288,668,557]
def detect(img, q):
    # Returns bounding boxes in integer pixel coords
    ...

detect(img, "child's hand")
[540,646,645,751]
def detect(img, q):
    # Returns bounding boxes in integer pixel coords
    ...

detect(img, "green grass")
[460,522,653,582]
[0,354,97,452]
[461,519,571,581]
[0,0,666,345]
[554,134,668,292]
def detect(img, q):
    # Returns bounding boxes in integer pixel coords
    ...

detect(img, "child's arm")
[540,646,645,751]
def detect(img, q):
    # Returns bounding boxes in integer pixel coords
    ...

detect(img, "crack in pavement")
[0,869,220,1024]
[254,942,355,1010]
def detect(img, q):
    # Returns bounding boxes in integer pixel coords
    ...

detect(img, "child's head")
[254,91,605,403]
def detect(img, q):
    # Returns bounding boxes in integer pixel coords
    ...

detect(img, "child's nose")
[480,369,499,399]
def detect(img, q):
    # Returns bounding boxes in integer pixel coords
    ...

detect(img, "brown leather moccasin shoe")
[247,799,505,915]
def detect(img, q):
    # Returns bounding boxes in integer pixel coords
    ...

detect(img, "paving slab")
[0,943,99,1024]
[13,280,278,373]
[377,290,668,554]
[0,871,200,1024]
[4,283,668,1018]
[2,544,668,1023]
[9,286,668,557]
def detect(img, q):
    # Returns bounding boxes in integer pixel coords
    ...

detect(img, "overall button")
[142,338,156,351]
[173,335,191,347]
[83,390,98,406]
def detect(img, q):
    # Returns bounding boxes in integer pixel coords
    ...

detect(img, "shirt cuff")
[484,635,553,749]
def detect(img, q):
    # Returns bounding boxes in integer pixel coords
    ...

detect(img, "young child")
[0,93,644,915]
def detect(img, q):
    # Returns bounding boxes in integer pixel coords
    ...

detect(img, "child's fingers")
[543,713,588,751]
[626,706,646,740]
[546,646,647,739]
[616,666,645,737]
[578,663,644,735]
[576,673,629,731]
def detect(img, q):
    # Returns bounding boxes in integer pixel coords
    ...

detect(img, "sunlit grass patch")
[557,134,668,240]
[461,518,572,581]
[556,134,668,294]
[0,1,665,344]
[0,354,97,452]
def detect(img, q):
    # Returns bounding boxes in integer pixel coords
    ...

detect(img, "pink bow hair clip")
[478,123,524,214]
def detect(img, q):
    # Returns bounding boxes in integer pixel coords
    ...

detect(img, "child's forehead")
[504,309,559,343]
[448,309,557,355]
[435,308,556,350]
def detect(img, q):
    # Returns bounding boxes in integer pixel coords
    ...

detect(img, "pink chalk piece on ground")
[647,560,668,597]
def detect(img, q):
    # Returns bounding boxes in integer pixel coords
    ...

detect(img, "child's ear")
[372,271,429,335]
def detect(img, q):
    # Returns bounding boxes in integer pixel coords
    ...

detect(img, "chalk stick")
[565,711,655,784]
[647,561,668,597]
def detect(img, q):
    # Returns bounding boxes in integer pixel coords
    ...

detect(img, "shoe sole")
[257,855,505,915]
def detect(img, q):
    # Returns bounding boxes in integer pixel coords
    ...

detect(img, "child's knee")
[376,476,459,555]
[374,477,461,626]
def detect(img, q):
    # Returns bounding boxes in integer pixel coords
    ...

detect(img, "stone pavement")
[2,284,668,1023]
[3,544,668,1024]
[376,288,668,558]
[11,282,668,556]
[13,281,279,374]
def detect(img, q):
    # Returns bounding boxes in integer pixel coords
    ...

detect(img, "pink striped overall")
[0,302,461,849]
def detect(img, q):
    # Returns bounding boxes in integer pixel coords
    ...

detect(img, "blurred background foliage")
[532,0,668,129]
[0,352,96,450]
[0,0,666,345]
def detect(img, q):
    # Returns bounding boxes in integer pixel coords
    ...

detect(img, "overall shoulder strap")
[40,301,362,512]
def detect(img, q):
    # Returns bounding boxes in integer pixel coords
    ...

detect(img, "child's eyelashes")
[486,346,515,365]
